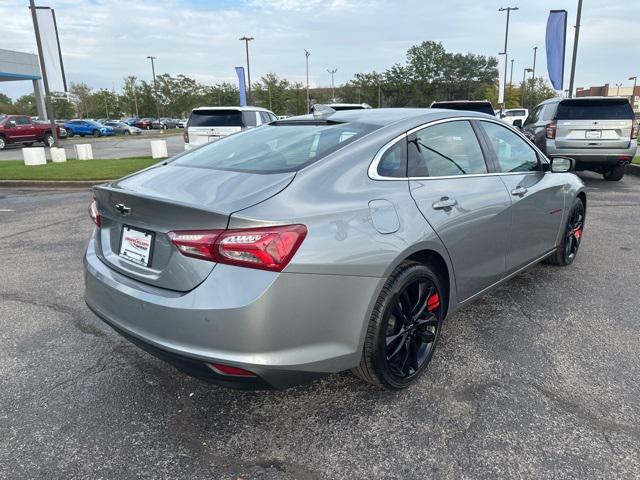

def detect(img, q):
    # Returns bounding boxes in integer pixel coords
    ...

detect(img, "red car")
[135,118,154,130]
[0,115,63,150]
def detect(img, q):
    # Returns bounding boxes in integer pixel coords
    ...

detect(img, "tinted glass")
[481,121,539,173]
[431,102,495,116]
[504,110,527,117]
[556,99,634,120]
[541,104,556,121]
[189,110,243,127]
[242,111,258,127]
[174,122,377,173]
[260,112,272,124]
[408,120,487,177]
[377,139,407,177]
[14,117,30,125]
[330,105,366,111]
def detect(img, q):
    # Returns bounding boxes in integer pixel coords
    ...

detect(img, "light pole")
[327,68,337,102]
[499,6,519,108]
[531,46,538,87]
[521,67,533,107]
[305,49,310,112]
[509,59,515,97]
[615,83,622,96]
[568,0,583,97]
[239,36,254,104]
[630,76,638,110]
[146,55,159,117]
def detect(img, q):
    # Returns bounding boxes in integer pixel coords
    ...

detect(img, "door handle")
[432,197,458,210]
[511,186,528,196]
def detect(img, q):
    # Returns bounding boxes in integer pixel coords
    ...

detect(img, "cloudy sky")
[0,0,637,101]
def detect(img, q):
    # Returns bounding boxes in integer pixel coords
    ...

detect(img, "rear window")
[173,122,377,173]
[504,110,527,117]
[431,102,495,116]
[557,99,634,120]
[189,110,243,127]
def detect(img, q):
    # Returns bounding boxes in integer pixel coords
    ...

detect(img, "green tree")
[69,82,93,118]
[50,95,75,119]
[14,94,37,116]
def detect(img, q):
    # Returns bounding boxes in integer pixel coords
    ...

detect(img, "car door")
[407,119,512,302]
[477,120,565,272]
[14,116,36,140]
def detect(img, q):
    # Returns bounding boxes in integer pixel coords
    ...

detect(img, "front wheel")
[43,133,54,147]
[545,198,585,266]
[92,130,101,138]
[603,165,625,181]
[124,130,130,136]
[0,136,6,150]
[353,261,444,390]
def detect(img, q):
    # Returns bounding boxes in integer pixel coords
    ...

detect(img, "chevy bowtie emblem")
[115,203,132,216]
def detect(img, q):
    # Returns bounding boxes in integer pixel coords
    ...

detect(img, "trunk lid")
[187,126,242,146]
[554,98,634,149]
[93,163,294,291]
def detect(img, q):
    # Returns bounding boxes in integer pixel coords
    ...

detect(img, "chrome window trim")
[368,116,550,181]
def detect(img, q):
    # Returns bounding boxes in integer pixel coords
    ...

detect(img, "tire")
[353,261,445,390]
[43,134,55,147]
[124,130,130,136]
[67,131,74,138]
[603,165,625,181]
[24,142,34,147]
[545,197,585,267]
[79,134,85,137]
[92,130,101,138]
[0,135,6,150]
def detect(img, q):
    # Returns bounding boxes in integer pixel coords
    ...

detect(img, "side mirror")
[512,119,523,129]
[550,156,574,173]
[6,120,16,128]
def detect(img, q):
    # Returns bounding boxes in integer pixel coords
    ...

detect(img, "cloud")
[0,0,636,100]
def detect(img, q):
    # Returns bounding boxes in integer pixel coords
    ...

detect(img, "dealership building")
[0,48,47,119]
[576,83,640,115]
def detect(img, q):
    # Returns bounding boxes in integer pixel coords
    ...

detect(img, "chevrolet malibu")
[84,108,586,390]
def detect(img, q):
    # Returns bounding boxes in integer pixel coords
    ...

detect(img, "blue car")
[64,120,115,138]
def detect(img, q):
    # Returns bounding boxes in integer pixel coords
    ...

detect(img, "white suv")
[499,108,529,126]
[184,106,277,150]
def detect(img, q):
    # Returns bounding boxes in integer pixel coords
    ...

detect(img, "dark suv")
[521,97,638,181]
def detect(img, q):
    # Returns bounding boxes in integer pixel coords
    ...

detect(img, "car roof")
[541,96,631,105]
[279,107,494,129]
[191,106,273,112]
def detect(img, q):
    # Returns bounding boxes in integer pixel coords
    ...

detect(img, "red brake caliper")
[427,292,440,312]
[574,228,583,240]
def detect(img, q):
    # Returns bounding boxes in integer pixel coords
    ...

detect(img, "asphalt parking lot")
[1,172,639,479]
[0,134,184,161]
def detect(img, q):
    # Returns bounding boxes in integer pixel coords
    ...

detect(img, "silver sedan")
[84,108,586,390]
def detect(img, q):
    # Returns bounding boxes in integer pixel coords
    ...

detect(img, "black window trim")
[369,116,550,181]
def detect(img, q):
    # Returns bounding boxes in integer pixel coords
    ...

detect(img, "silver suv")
[521,97,638,181]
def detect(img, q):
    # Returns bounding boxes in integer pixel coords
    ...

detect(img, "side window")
[480,121,540,173]
[242,111,258,127]
[260,112,272,124]
[376,139,407,178]
[408,120,487,177]
[524,106,541,126]
[14,117,30,125]
[268,113,277,122]
[541,103,557,121]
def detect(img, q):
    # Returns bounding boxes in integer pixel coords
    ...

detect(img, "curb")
[0,179,111,189]
[627,164,640,177]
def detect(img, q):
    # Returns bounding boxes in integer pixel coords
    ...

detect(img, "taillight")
[632,121,638,140]
[545,122,557,139]
[89,197,101,227]
[168,224,307,272]
[183,128,189,143]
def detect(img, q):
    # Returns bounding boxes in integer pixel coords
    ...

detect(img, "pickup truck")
[0,114,64,150]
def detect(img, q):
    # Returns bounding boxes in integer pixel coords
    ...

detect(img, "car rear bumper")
[545,140,638,169]
[83,234,380,389]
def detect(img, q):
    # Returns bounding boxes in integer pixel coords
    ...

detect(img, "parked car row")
[120,117,187,130]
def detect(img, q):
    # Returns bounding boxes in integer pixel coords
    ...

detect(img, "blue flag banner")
[546,9,567,91]
[235,66,247,106]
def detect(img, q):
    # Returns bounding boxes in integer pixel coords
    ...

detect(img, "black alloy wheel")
[564,200,584,263]
[383,277,441,381]
[354,261,444,389]
[545,198,585,266]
